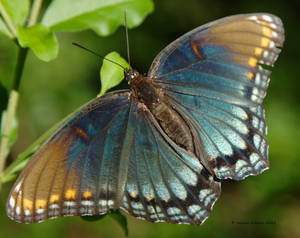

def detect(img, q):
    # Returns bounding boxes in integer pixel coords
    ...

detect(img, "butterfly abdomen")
[151,101,194,152]
[131,74,194,152]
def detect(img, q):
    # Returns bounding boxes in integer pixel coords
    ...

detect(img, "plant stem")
[0,1,18,37]
[0,0,43,183]
[0,46,28,179]
[0,91,19,174]
[28,0,43,27]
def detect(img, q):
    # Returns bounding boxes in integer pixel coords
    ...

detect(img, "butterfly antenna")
[72,42,126,70]
[124,12,131,66]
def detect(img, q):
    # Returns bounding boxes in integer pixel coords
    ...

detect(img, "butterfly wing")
[6,90,138,223]
[121,105,221,225]
[148,13,284,180]
[7,88,221,225]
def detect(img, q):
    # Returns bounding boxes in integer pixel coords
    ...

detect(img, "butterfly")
[7,13,284,225]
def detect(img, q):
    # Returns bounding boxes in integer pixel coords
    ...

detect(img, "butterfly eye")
[133,70,139,78]
[126,69,140,83]
[130,70,139,80]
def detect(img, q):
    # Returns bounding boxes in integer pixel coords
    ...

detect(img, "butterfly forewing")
[149,13,284,180]
[7,91,134,223]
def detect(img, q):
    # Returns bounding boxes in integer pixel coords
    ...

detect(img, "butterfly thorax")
[126,69,194,152]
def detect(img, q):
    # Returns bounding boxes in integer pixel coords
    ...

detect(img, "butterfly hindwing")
[167,94,269,180]
[149,13,284,180]
[6,90,135,223]
[121,105,221,225]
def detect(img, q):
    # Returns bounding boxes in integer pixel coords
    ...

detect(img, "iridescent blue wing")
[6,90,136,223]
[7,89,220,225]
[148,13,284,180]
[121,105,221,225]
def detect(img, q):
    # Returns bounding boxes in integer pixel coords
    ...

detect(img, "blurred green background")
[1,0,299,237]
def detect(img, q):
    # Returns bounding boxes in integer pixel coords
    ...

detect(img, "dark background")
[0,0,299,237]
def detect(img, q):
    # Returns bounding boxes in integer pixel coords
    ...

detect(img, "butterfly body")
[7,13,284,225]
[128,70,194,152]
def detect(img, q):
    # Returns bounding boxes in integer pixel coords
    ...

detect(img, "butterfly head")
[124,69,140,85]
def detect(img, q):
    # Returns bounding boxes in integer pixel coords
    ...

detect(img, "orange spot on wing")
[192,43,202,58]
[254,48,263,56]
[130,191,137,198]
[247,72,254,80]
[16,194,22,207]
[24,198,33,210]
[35,199,47,208]
[146,194,153,201]
[262,27,272,37]
[74,127,89,141]
[83,191,92,199]
[261,37,270,47]
[50,194,60,203]
[65,189,76,199]
[248,57,257,68]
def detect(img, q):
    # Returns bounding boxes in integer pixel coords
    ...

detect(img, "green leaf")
[0,0,30,26]
[0,110,18,158]
[110,210,128,237]
[17,24,58,62]
[42,0,154,36]
[0,18,12,37]
[81,211,128,237]
[1,157,29,183]
[99,51,130,96]
[81,214,107,222]
[1,172,17,182]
